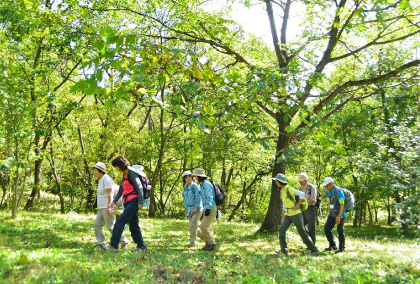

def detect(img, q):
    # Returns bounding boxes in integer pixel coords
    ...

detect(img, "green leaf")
[105,100,113,109]
[201,116,214,127]
[198,119,205,130]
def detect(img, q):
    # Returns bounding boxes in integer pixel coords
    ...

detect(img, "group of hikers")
[93,155,347,255]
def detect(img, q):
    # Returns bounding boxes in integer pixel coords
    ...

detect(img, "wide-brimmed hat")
[93,162,106,173]
[322,177,334,187]
[272,173,288,184]
[192,168,207,177]
[182,171,193,177]
[298,172,308,182]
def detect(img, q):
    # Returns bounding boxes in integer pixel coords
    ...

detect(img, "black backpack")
[210,181,226,206]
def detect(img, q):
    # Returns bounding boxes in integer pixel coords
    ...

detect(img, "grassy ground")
[0,210,419,284]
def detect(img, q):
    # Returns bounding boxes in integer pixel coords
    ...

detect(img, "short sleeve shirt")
[97,174,114,209]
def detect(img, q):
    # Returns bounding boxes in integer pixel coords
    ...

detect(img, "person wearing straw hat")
[273,173,319,256]
[92,162,130,250]
[298,172,318,244]
[182,170,203,247]
[192,168,217,250]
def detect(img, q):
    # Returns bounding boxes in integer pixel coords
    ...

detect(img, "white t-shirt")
[97,174,115,209]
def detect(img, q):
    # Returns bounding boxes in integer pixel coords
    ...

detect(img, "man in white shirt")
[298,173,318,244]
[93,162,130,250]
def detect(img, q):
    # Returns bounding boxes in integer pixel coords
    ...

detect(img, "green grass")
[0,211,419,284]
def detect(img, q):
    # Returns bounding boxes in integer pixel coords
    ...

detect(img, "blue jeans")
[324,215,345,250]
[110,198,147,249]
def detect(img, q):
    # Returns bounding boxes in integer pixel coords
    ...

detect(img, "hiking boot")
[202,244,217,250]
[131,247,147,253]
[121,241,131,250]
[324,245,337,251]
[335,248,345,254]
[275,249,289,256]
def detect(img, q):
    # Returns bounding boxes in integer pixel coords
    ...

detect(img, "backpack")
[125,167,152,200]
[286,188,308,212]
[210,181,226,206]
[334,187,355,212]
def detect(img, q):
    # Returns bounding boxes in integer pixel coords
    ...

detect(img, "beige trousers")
[197,206,217,245]
[188,209,203,245]
[94,208,129,246]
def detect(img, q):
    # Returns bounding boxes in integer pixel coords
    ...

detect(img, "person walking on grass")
[298,172,318,244]
[274,173,319,256]
[182,171,203,248]
[323,177,346,253]
[106,156,147,252]
[192,168,217,250]
[92,162,130,250]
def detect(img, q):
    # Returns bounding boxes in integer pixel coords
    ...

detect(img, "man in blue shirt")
[323,177,346,253]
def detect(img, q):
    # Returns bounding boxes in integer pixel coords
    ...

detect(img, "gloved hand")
[205,209,210,216]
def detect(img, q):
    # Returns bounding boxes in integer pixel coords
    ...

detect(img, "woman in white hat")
[192,168,217,250]
[182,171,203,247]
[92,162,130,250]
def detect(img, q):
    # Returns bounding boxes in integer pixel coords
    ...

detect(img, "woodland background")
[0,0,419,235]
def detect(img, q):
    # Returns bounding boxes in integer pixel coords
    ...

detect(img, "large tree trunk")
[260,122,289,232]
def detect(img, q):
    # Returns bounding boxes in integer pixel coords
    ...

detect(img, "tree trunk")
[260,122,289,232]
[24,137,43,210]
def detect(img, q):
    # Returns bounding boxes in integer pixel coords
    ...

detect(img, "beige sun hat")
[192,168,207,177]
[298,172,308,182]
[93,162,106,173]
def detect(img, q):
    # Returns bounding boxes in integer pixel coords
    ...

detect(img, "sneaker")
[121,241,131,250]
[324,245,337,251]
[96,243,107,250]
[275,249,289,256]
[185,243,195,248]
[203,244,216,250]
[201,242,209,249]
[131,247,147,253]
[105,245,118,252]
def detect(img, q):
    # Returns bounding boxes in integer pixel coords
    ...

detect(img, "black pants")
[303,205,317,244]
[324,215,345,250]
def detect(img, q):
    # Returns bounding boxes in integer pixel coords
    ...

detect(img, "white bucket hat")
[298,173,308,182]
[322,177,334,187]
[93,162,106,173]
[182,171,193,177]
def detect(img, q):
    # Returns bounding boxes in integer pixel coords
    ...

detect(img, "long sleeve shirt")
[113,170,144,206]
[281,186,305,217]
[183,182,202,215]
[199,180,216,210]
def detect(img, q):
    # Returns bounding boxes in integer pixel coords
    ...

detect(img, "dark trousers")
[110,198,147,249]
[279,212,318,252]
[324,215,345,250]
[303,205,317,244]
